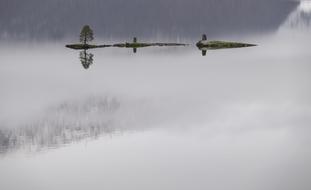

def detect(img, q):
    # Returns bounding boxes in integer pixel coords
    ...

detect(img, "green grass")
[113,42,188,48]
[66,44,111,50]
[67,43,187,50]
[197,41,257,49]
[113,43,152,48]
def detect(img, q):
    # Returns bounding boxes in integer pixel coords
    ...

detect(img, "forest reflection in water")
[0,96,120,154]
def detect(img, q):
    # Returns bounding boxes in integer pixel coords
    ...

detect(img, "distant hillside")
[279,1,311,30]
[0,0,298,41]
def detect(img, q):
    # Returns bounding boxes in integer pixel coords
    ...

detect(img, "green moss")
[113,42,188,48]
[197,41,257,49]
[66,44,111,50]
[113,43,151,48]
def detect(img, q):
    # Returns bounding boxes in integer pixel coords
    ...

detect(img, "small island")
[66,27,257,56]
[113,37,188,53]
[66,25,112,50]
[65,44,111,50]
[66,26,188,52]
[196,34,257,56]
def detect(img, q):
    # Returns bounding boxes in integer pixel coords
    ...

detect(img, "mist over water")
[1,1,311,190]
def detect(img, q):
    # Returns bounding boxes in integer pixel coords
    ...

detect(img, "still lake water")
[1,1,311,190]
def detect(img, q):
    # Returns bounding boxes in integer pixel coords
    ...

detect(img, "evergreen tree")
[80,25,94,44]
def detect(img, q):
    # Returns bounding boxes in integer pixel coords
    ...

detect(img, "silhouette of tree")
[80,25,94,45]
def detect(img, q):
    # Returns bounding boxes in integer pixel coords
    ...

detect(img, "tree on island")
[80,25,94,45]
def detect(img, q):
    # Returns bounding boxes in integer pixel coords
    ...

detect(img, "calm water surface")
[0,1,311,190]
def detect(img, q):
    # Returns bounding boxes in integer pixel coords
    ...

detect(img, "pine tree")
[79,25,94,45]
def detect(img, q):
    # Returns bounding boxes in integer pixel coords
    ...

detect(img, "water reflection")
[79,49,94,69]
[0,96,120,154]
[67,36,191,69]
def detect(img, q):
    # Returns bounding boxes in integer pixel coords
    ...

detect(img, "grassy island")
[196,41,257,49]
[65,44,111,50]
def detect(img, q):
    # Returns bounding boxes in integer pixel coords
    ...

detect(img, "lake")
[0,1,311,190]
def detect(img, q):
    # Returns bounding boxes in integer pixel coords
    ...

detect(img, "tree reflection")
[199,47,208,56]
[79,49,94,69]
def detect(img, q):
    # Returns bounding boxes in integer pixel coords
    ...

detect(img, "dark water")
[0,1,311,190]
